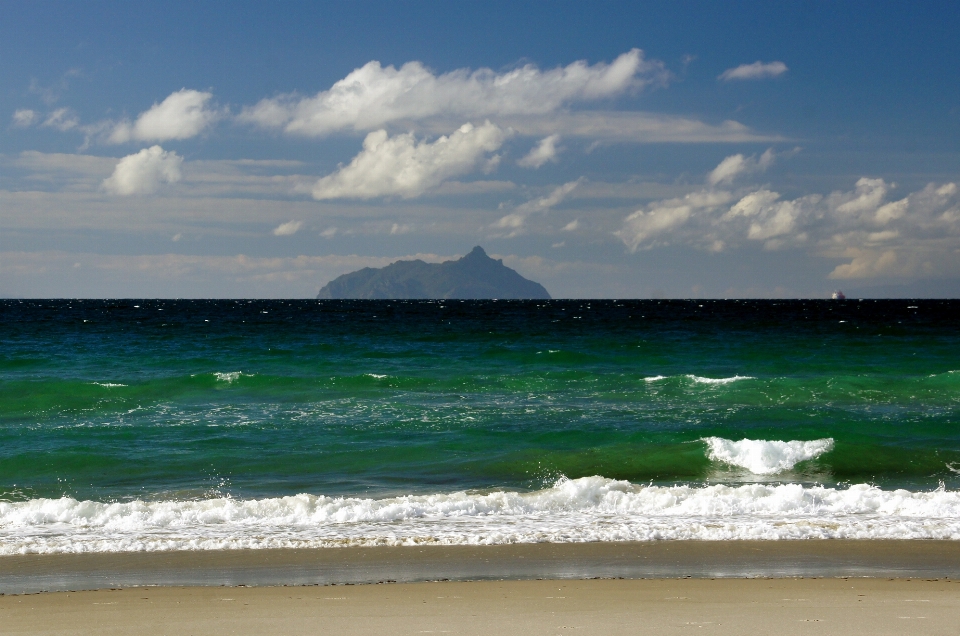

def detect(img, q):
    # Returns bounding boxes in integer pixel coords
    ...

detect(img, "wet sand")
[3,577,960,636]
[3,542,960,634]
[3,540,960,594]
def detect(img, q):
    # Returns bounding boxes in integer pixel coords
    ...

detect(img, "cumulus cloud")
[719,61,788,81]
[617,189,735,251]
[101,146,183,195]
[311,121,507,200]
[12,109,38,128]
[517,134,561,168]
[272,220,302,236]
[108,89,219,143]
[617,152,960,280]
[239,49,667,136]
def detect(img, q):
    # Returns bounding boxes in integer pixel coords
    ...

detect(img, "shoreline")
[3,540,959,594]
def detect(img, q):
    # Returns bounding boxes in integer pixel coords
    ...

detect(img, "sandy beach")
[4,540,960,593]
[2,577,959,636]
[2,542,959,634]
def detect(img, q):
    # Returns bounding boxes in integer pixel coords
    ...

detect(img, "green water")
[1,299,958,503]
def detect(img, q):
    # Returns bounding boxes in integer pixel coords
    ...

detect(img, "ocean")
[1,299,959,554]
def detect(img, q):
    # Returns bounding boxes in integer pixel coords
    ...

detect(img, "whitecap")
[686,375,756,385]
[643,375,667,382]
[2,476,959,554]
[214,372,241,383]
[702,437,834,475]
[365,374,388,379]
[92,382,127,388]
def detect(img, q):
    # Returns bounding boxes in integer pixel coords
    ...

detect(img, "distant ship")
[831,290,846,300]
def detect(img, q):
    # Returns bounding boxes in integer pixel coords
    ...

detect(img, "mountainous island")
[317,246,551,299]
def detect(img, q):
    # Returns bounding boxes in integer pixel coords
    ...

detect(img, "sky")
[2,0,960,298]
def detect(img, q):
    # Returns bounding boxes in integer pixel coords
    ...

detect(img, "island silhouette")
[317,246,551,299]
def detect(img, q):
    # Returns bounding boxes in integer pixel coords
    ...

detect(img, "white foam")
[92,383,127,388]
[686,375,756,385]
[1,476,958,554]
[214,372,241,383]
[643,376,667,382]
[702,437,834,475]
[365,374,388,379]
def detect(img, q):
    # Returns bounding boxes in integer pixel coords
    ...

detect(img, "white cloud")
[708,148,776,185]
[239,49,667,136]
[617,153,960,280]
[101,146,183,195]
[517,134,561,168]
[833,177,890,217]
[311,121,507,200]
[719,61,788,81]
[494,111,778,143]
[12,109,38,128]
[42,108,79,131]
[562,219,580,231]
[272,220,302,236]
[493,179,581,237]
[492,213,526,232]
[320,227,338,238]
[108,89,219,143]
[390,223,412,235]
[515,179,581,215]
[617,189,734,251]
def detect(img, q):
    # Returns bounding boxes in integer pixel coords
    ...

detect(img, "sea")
[1,299,959,555]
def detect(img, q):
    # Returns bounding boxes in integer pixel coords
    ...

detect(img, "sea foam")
[686,375,756,385]
[702,437,835,475]
[2,477,958,554]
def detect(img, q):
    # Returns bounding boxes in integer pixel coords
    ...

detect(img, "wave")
[2,476,958,554]
[643,375,756,385]
[686,375,756,385]
[702,437,835,475]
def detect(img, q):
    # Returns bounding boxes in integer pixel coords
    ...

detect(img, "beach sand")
[3,577,960,635]
[4,541,960,593]
[3,542,960,634]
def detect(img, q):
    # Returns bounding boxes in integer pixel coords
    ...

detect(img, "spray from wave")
[702,437,834,475]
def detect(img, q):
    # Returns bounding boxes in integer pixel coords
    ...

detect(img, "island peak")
[317,247,550,299]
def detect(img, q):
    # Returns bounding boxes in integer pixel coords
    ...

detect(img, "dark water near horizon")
[2,299,959,552]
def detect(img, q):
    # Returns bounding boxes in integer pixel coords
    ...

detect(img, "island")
[316,246,551,299]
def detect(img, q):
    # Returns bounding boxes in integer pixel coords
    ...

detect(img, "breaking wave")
[2,476,958,554]
[702,437,835,475]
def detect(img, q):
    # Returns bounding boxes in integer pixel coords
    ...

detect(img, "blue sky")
[3,0,960,297]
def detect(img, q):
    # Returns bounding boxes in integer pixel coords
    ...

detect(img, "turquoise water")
[1,299,959,552]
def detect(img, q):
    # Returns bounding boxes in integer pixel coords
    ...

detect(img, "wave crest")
[702,437,834,475]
